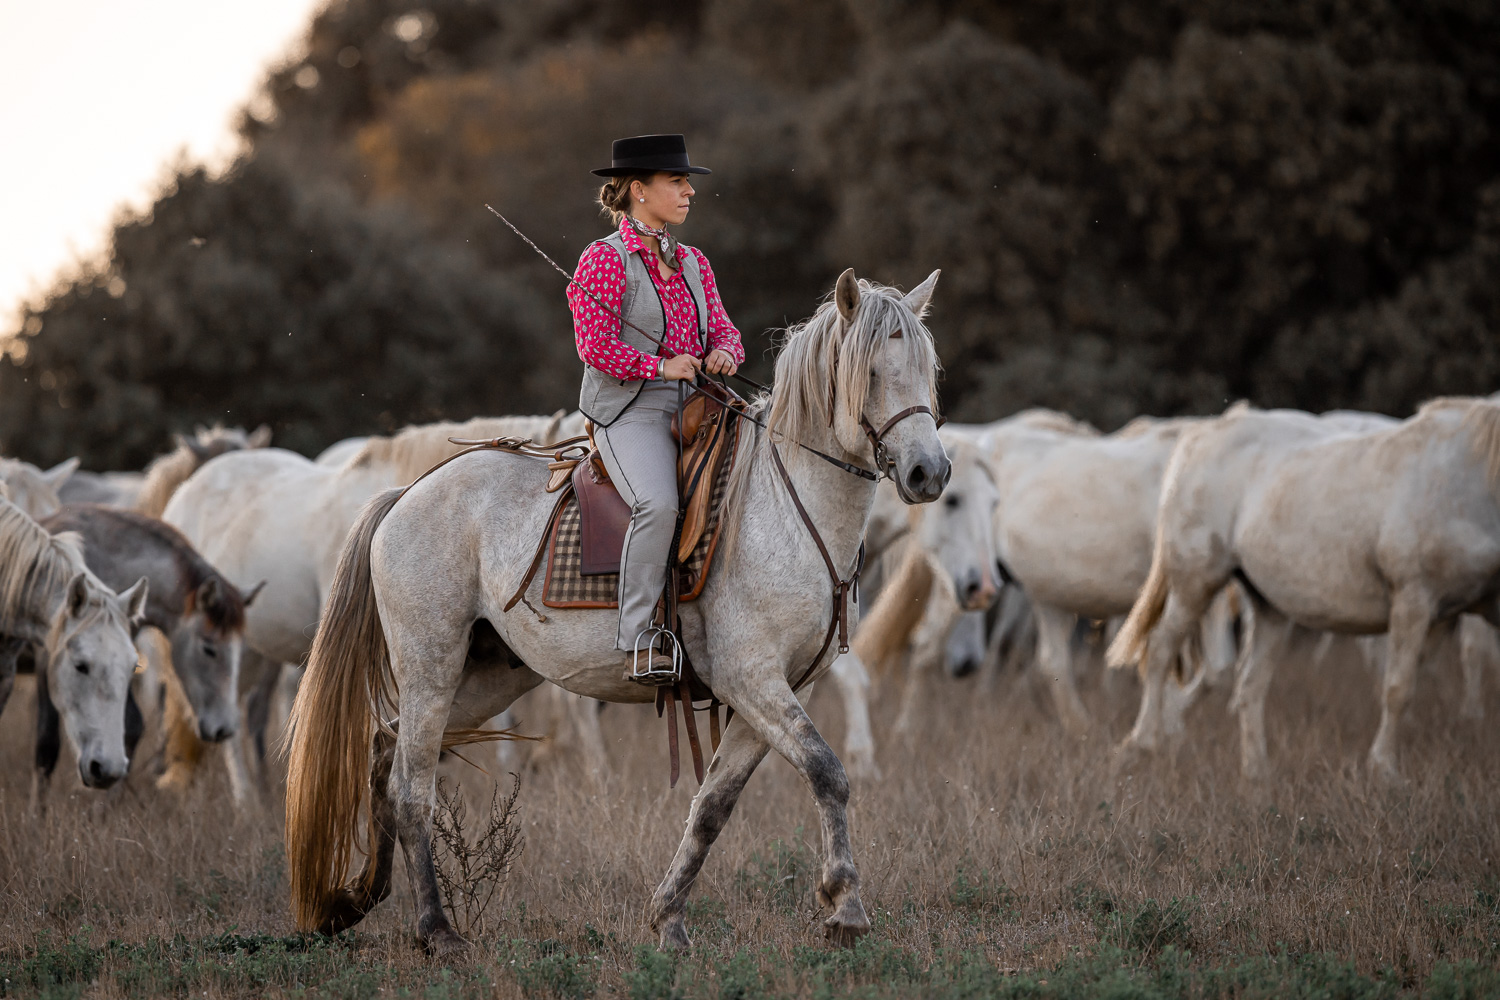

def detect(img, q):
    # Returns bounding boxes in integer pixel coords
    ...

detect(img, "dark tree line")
[4,0,1498,468]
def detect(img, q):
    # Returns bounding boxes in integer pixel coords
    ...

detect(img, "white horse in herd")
[0,457,79,519]
[159,412,577,803]
[284,269,948,955]
[1111,399,1500,784]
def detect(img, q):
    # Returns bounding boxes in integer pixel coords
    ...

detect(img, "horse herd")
[2,269,1498,954]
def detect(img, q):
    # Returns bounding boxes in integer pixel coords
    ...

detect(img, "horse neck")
[753,424,877,576]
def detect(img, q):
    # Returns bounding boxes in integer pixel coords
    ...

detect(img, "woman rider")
[569,134,744,683]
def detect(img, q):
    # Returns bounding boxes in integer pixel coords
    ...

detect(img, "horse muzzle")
[78,754,128,789]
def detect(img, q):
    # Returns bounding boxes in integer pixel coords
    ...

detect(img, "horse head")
[45,568,147,789]
[805,267,951,503]
[913,429,1000,611]
[169,574,256,743]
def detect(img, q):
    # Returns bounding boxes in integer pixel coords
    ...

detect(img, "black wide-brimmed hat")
[592,134,711,177]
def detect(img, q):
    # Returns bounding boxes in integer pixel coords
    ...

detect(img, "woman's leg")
[594,382,682,652]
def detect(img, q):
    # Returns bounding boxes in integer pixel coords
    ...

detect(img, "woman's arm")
[568,243,661,381]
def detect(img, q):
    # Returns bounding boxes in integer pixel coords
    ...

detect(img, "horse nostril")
[906,464,929,491]
[88,759,104,781]
[940,463,953,488]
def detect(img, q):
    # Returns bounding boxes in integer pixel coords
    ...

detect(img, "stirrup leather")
[631,626,683,685]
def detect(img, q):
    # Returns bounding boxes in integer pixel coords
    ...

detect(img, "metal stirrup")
[631,626,683,685]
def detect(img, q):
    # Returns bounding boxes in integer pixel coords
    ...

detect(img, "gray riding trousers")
[592,379,684,652]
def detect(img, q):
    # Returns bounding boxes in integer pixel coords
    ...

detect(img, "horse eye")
[202,643,218,659]
[945,494,962,508]
[75,661,91,676]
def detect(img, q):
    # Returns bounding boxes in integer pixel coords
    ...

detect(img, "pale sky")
[0,0,323,333]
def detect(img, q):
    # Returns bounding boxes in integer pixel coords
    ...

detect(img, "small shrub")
[431,773,526,938]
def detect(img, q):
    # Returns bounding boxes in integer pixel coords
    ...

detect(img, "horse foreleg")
[729,680,870,947]
[1032,601,1089,737]
[829,653,879,780]
[1368,589,1433,785]
[649,718,770,950]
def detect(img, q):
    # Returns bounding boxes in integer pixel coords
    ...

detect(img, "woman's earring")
[638,197,645,202]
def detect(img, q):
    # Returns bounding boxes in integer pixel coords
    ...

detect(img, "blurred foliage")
[3,0,1499,467]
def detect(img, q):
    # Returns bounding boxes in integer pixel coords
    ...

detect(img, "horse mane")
[346,413,569,485]
[0,495,88,635]
[1113,414,1200,440]
[1425,397,1500,488]
[70,507,246,633]
[135,424,264,518]
[720,277,940,561]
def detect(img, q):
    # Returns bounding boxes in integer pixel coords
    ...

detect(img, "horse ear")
[67,573,90,618]
[119,577,149,624]
[241,580,267,607]
[542,409,567,445]
[177,433,211,461]
[835,268,860,322]
[903,269,941,319]
[247,424,273,448]
[197,577,223,614]
[43,457,80,487]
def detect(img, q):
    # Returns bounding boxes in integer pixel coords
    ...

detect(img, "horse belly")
[1236,490,1390,633]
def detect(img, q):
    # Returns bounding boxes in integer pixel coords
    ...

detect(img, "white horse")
[1110,399,1500,783]
[0,457,79,519]
[823,425,999,777]
[160,412,578,804]
[967,410,1243,736]
[0,496,147,787]
[285,269,948,955]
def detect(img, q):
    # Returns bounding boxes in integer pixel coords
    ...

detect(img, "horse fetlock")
[815,863,860,910]
[321,888,375,935]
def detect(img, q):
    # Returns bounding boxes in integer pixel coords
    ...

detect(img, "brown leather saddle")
[504,380,746,616]
[572,382,737,577]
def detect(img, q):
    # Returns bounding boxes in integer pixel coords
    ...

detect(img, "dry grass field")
[2,636,1499,999]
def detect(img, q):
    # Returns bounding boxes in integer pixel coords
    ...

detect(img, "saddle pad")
[542,421,739,609]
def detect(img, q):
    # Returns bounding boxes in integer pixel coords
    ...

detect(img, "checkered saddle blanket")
[541,420,740,609]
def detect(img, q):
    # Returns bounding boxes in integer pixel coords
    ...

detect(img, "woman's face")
[632,173,695,227]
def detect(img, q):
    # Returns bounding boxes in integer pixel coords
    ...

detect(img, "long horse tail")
[1106,526,1171,676]
[852,544,936,678]
[284,487,404,933]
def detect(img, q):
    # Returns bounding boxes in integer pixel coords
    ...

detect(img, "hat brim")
[591,164,712,177]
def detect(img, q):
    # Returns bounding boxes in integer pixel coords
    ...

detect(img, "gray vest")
[578,232,709,426]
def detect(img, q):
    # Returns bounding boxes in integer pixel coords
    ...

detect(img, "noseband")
[859,406,939,478]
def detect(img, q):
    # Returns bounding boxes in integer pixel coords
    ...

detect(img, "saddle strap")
[503,483,574,620]
[769,443,862,693]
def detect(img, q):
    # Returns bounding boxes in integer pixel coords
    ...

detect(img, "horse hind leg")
[649,717,771,950]
[323,732,399,932]
[1226,599,1293,782]
[1119,586,1212,760]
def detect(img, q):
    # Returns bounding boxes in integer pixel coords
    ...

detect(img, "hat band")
[611,152,694,171]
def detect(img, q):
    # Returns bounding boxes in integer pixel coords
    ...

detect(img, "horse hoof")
[655,918,691,952]
[424,928,470,960]
[319,889,373,935]
[822,897,870,949]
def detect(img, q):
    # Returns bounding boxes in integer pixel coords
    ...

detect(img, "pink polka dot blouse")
[568,218,745,381]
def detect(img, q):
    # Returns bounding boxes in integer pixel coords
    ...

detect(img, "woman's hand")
[704,349,738,376]
[661,354,702,381]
